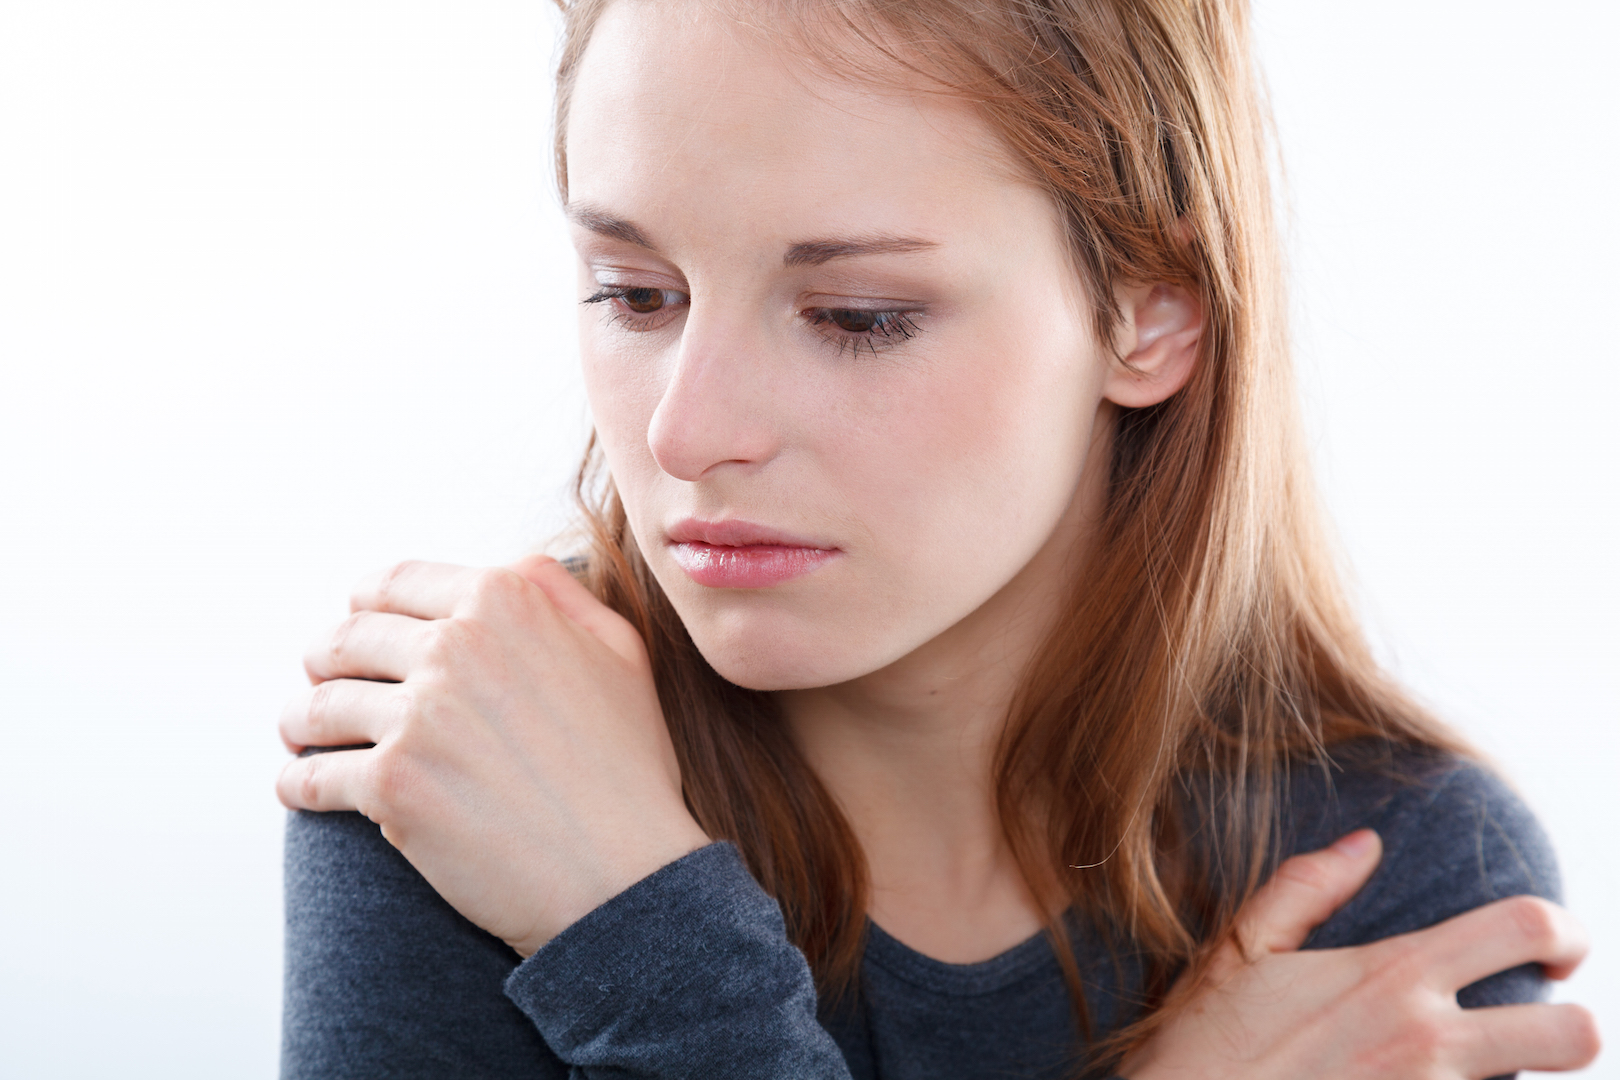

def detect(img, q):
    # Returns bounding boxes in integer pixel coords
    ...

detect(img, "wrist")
[509,817,713,957]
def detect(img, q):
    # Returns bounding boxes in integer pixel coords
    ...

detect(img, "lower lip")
[668,542,838,589]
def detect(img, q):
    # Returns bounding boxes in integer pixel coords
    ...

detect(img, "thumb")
[1236,829,1383,958]
[506,554,651,668]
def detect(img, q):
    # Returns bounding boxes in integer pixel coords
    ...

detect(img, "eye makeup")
[582,285,689,332]
[803,306,923,357]
[582,284,927,356]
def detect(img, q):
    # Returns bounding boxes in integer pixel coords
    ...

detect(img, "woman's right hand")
[1122,829,1601,1079]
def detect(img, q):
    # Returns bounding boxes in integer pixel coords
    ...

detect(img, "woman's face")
[565,3,1115,691]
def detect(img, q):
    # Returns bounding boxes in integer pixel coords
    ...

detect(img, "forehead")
[563,0,1040,248]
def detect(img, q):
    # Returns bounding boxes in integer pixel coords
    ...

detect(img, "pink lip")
[666,518,840,589]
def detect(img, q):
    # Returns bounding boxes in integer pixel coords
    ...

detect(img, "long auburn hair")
[550,0,1463,1065]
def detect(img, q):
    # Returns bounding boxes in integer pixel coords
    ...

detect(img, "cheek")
[752,313,1103,681]
[838,316,1101,572]
[578,319,667,500]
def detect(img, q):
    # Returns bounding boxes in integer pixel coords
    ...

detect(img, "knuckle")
[393,682,421,724]
[297,756,324,808]
[328,611,366,666]
[1503,895,1560,951]
[468,566,527,610]
[395,683,442,730]
[365,747,413,811]
[372,560,422,609]
[305,680,336,736]
[1395,1013,1450,1066]
[423,617,483,667]
[1274,851,1334,893]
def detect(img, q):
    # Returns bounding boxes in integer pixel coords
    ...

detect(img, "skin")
[276,2,1600,1074]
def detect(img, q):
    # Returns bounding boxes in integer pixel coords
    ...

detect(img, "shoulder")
[283,810,563,1076]
[1281,742,1561,931]
[1280,741,1560,1007]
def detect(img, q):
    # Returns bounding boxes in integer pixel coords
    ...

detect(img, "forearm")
[507,842,852,1079]
[283,809,564,1077]
[283,812,851,1079]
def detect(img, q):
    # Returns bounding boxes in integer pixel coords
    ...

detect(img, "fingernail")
[1333,829,1377,857]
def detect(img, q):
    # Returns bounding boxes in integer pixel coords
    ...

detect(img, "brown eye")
[826,309,879,333]
[805,306,923,355]
[621,287,665,314]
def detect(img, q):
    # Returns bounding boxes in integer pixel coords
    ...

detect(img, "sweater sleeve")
[283,809,851,1079]
[1299,754,1562,1009]
[281,809,566,1079]
[1290,752,1562,1080]
[504,842,853,1080]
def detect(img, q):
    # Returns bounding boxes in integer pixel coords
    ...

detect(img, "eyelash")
[804,307,923,357]
[582,286,924,356]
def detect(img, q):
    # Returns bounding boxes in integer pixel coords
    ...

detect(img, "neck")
[778,604,1043,958]
[777,454,1104,962]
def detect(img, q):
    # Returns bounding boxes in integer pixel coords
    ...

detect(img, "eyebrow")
[566,203,939,268]
[782,235,939,267]
[566,203,657,249]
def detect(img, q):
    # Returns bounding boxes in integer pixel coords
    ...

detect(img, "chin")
[707,657,830,693]
[675,604,901,692]
[685,620,854,692]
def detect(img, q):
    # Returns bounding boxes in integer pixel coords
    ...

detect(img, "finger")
[304,610,428,683]
[276,747,371,812]
[1455,1002,1602,1076]
[280,678,400,752]
[508,554,648,666]
[1236,829,1383,957]
[1409,895,1590,989]
[351,560,482,619]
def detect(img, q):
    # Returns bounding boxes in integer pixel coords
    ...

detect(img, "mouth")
[665,517,841,589]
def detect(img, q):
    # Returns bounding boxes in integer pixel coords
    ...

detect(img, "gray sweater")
[281,745,1556,1079]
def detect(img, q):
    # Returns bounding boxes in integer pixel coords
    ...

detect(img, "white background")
[0,1,1613,1076]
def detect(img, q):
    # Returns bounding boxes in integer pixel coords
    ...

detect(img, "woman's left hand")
[1119,832,1599,1078]
[275,556,710,957]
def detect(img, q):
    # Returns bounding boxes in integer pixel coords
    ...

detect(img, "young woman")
[276,1,1600,1076]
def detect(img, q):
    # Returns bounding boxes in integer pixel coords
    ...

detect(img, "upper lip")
[665,517,835,549]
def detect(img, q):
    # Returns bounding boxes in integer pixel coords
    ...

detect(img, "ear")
[1101,282,1203,408]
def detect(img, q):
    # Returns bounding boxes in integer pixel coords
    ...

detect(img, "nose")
[646,307,784,482]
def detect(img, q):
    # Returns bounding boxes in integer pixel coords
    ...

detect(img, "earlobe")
[1102,282,1203,408]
